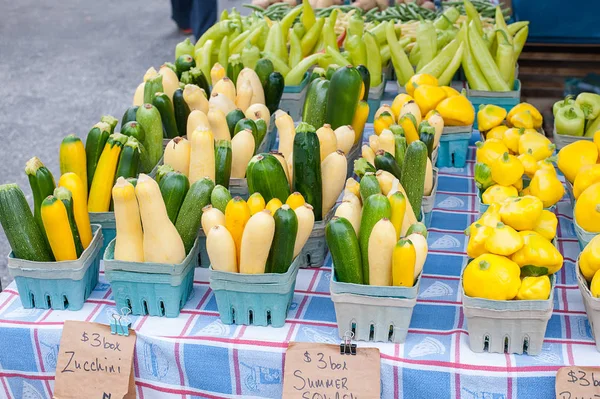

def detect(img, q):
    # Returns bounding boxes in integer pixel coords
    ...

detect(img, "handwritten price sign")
[556,366,600,399]
[282,342,380,399]
[53,321,136,399]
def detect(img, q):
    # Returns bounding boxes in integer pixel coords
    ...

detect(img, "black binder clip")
[340,331,357,355]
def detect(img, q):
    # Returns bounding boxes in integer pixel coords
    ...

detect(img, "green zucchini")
[359,193,391,284]
[159,171,190,224]
[0,183,53,262]
[227,54,243,87]
[155,164,175,184]
[136,104,163,170]
[418,121,435,159]
[226,109,246,137]
[54,187,84,257]
[121,121,146,143]
[175,54,196,78]
[121,106,138,128]
[326,66,362,129]
[84,122,111,188]
[393,132,407,169]
[210,184,232,214]
[247,153,291,203]
[326,64,340,81]
[406,222,428,238]
[254,118,268,150]
[175,178,215,253]
[310,67,326,82]
[326,216,363,284]
[215,139,232,188]
[115,137,141,180]
[265,205,298,274]
[265,72,285,114]
[255,58,274,89]
[354,157,376,179]
[153,92,179,139]
[389,124,405,137]
[234,118,258,143]
[401,141,428,220]
[181,67,211,96]
[173,88,190,138]
[100,115,118,134]
[302,77,330,130]
[356,64,371,101]
[143,73,164,104]
[293,123,323,220]
[375,150,402,180]
[359,172,381,203]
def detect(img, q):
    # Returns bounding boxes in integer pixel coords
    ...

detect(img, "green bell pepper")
[576,92,600,120]
[552,96,576,116]
[555,106,585,136]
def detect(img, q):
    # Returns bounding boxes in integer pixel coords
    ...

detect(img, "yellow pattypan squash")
[516,276,552,300]
[485,222,524,256]
[486,125,508,141]
[499,195,544,231]
[518,130,556,161]
[580,234,600,281]
[557,140,598,184]
[466,223,492,258]
[477,203,502,227]
[510,110,535,129]
[594,130,600,156]
[513,177,523,192]
[441,86,460,97]
[591,269,600,298]
[536,157,557,176]
[521,186,531,196]
[435,94,475,126]
[405,73,438,97]
[476,139,509,166]
[414,85,447,116]
[491,152,524,186]
[574,182,600,233]
[463,254,522,300]
[503,127,522,154]
[477,104,507,132]
[482,184,518,205]
[508,103,543,129]
[533,210,558,240]
[518,152,539,178]
[391,93,413,120]
[529,169,565,208]
[574,164,600,199]
[511,232,563,275]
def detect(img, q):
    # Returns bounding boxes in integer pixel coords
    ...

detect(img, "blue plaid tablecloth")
[0,122,599,398]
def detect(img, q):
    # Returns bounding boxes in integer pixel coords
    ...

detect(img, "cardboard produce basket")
[7,225,103,311]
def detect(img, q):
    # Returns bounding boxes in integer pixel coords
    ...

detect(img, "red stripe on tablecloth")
[0,293,16,313]
[195,285,213,310]
[294,289,330,296]
[135,380,231,398]
[135,316,149,331]
[84,303,102,322]
[307,269,321,292]
[37,310,52,323]
[436,190,477,197]
[193,280,210,285]
[429,249,467,256]
[1,377,11,398]
[427,227,467,234]
[422,274,460,281]
[0,372,54,380]
[0,319,63,326]
[506,353,513,399]
[432,208,479,215]
[232,348,242,395]
[33,329,53,397]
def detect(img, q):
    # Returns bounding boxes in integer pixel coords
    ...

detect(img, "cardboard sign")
[556,366,600,399]
[283,342,381,399]
[54,320,137,399]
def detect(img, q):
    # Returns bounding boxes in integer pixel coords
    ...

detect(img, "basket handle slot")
[197,253,203,267]
[158,301,166,317]
[305,253,312,267]
[125,298,133,313]
[266,310,272,325]
[231,307,236,324]
[63,295,69,309]
[248,309,254,325]
[30,292,36,308]
[483,335,490,352]
[351,322,356,337]
[388,325,394,342]
[46,295,52,309]
[504,336,510,353]
[142,300,149,315]
[369,324,375,341]
[522,336,529,355]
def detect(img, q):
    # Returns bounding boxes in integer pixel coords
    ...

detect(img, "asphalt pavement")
[0,0,187,288]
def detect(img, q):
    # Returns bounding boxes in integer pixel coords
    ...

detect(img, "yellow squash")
[533,210,558,240]
[507,103,543,129]
[391,93,413,120]
[41,196,78,261]
[441,86,460,97]
[414,85,447,116]
[486,125,509,141]
[536,157,557,176]
[476,139,509,166]
[518,130,555,161]
[557,140,598,184]
[513,177,524,192]
[466,223,492,258]
[579,234,600,281]
[477,202,502,227]
[510,110,534,129]
[345,178,361,199]
[574,182,600,233]
[58,173,93,249]
[484,222,524,256]
[392,239,416,287]
[490,152,524,186]
[463,254,521,300]
[518,152,538,178]
[573,164,600,199]
[502,128,522,154]
[477,104,507,132]
[482,184,518,205]
[529,169,565,208]
[111,177,144,263]
[389,191,407,240]
[225,197,252,263]
[286,192,305,210]
[247,193,266,215]
[374,111,395,136]
[499,195,543,231]
[59,134,87,198]
[591,269,600,298]
[88,133,128,212]
[516,276,551,300]
[399,115,420,144]
[351,101,370,145]
[511,232,563,275]
[405,73,438,97]
[435,94,475,126]
[265,198,283,215]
